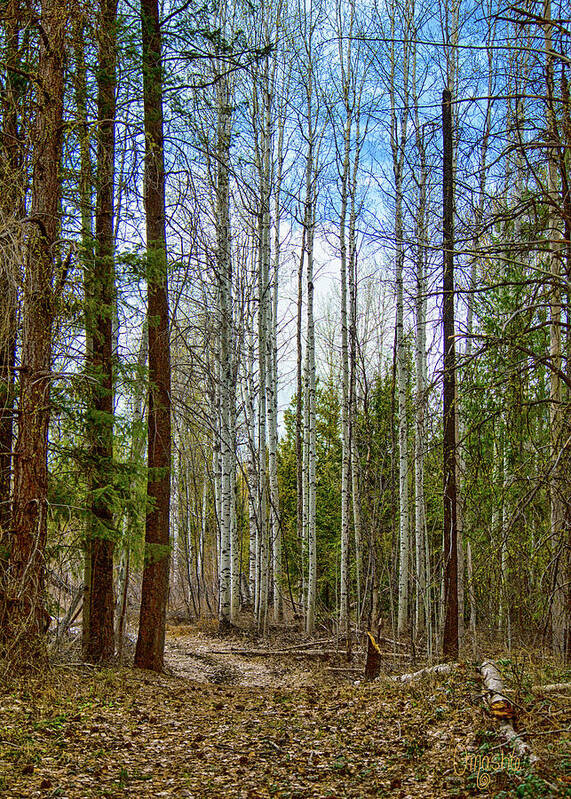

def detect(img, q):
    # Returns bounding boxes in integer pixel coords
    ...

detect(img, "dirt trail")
[163,626,333,688]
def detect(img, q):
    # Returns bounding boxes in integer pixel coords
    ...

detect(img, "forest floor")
[0,621,569,799]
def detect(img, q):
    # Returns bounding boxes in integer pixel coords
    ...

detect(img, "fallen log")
[479,659,537,764]
[498,723,537,762]
[479,660,514,719]
[379,636,408,648]
[393,662,459,683]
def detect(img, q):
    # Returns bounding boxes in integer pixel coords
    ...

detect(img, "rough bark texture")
[3,0,67,663]
[134,0,171,672]
[84,0,118,665]
[0,0,22,550]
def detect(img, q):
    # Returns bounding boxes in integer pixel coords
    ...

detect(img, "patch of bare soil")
[164,626,330,688]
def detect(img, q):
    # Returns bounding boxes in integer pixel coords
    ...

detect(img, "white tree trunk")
[339,112,351,638]
[216,66,233,629]
[269,77,283,622]
[245,327,257,608]
[388,0,411,638]
[305,209,317,636]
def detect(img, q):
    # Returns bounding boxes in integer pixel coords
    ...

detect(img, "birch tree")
[385,0,414,637]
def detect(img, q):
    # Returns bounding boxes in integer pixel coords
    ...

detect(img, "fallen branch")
[205,648,348,657]
[378,652,412,659]
[532,682,571,694]
[393,662,459,683]
[379,636,408,648]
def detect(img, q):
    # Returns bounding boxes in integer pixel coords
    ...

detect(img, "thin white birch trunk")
[414,202,427,640]
[296,3,319,634]
[348,200,363,626]
[339,117,351,638]
[388,0,411,638]
[230,388,239,622]
[268,72,282,623]
[257,165,270,636]
[245,327,257,608]
[302,347,309,623]
[216,62,233,628]
[305,206,317,636]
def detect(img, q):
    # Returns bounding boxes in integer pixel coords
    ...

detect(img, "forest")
[0,0,569,795]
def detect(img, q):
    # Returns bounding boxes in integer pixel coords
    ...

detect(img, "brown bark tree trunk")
[83,0,118,664]
[134,0,171,672]
[0,0,24,560]
[3,0,67,664]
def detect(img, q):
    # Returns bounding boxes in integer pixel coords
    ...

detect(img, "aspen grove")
[0,0,569,675]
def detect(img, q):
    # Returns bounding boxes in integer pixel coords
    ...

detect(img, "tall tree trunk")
[229,377,239,622]
[413,111,428,642]
[388,0,411,638]
[0,0,23,554]
[245,326,257,607]
[442,88,458,659]
[349,236,363,625]
[84,0,118,664]
[296,230,305,619]
[135,0,171,672]
[255,54,271,634]
[305,191,317,637]
[544,0,568,660]
[4,0,67,662]
[300,31,318,634]
[270,90,283,622]
[116,324,147,652]
[339,109,351,638]
[216,70,233,630]
[71,19,96,653]
[256,166,269,635]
